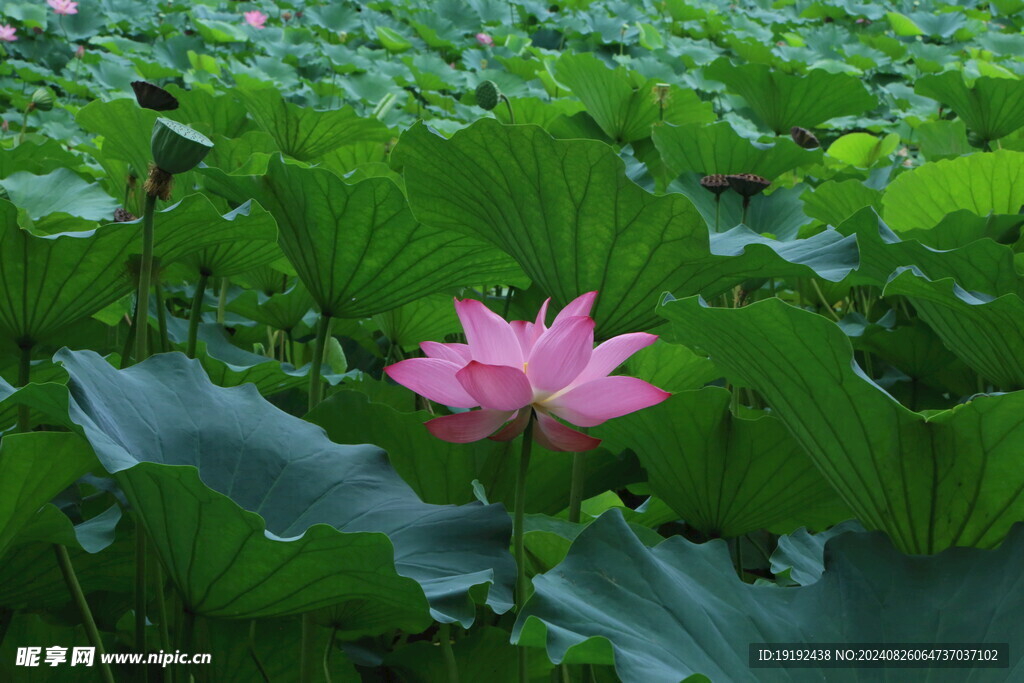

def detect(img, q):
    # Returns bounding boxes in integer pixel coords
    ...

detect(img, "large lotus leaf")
[308,390,641,513]
[881,150,1024,232]
[234,87,392,161]
[76,98,158,180]
[883,268,1024,390]
[514,509,1024,682]
[769,520,866,586]
[0,196,276,346]
[169,238,283,280]
[372,293,461,352]
[625,339,719,393]
[653,121,821,179]
[660,295,1024,554]
[0,505,133,611]
[801,180,882,227]
[227,282,314,332]
[554,53,714,144]
[165,319,309,396]
[915,72,1024,143]
[595,389,849,537]
[257,155,525,318]
[0,140,81,179]
[0,433,97,559]
[0,168,119,223]
[705,59,877,134]
[835,208,1024,297]
[396,120,857,338]
[55,349,515,625]
[165,83,251,138]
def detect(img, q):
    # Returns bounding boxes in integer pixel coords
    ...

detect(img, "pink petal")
[510,320,535,356]
[489,409,530,441]
[454,298,522,367]
[456,361,533,411]
[545,376,670,427]
[527,316,594,392]
[571,333,658,387]
[384,358,477,408]
[534,412,601,452]
[552,291,598,326]
[426,409,514,443]
[420,341,470,365]
[534,298,551,329]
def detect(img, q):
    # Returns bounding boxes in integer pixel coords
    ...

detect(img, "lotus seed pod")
[790,126,819,150]
[726,173,771,198]
[150,117,213,174]
[700,174,731,196]
[113,207,138,222]
[31,87,55,112]
[475,80,500,111]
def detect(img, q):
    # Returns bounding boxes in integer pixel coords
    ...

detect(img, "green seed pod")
[150,117,213,174]
[31,87,55,112]
[475,80,500,111]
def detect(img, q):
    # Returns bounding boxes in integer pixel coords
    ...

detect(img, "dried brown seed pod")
[726,173,771,198]
[700,174,731,196]
[790,126,820,149]
[113,208,138,222]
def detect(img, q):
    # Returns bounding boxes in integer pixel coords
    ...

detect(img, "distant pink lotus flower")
[47,0,78,15]
[244,10,267,29]
[0,24,16,42]
[475,32,493,47]
[386,292,670,451]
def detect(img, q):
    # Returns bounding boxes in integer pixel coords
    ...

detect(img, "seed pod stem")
[134,193,158,363]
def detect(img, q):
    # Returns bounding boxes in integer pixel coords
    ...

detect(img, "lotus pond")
[1,0,1024,681]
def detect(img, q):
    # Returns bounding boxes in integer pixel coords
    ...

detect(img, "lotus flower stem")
[155,280,169,353]
[155,563,171,653]
[439,622,459,683]
[514,412,535,683]
[567,451,586,523]
[810,279,840,322]
[186,273,209,358]
[134,194,158,363]
[501,95,515,124]
[53,544,116,683]
[17,103,31,145]
[323,625,338,682]
[217,277,229,324]
[714,196,720,231]
[308,315,334,412]
[134,519,147,662]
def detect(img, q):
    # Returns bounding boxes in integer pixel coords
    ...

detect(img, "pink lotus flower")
[385,292,670,452]
[244,10,267,29]
[0,24,16,42]
[47,0,78,15]
[475,32,494,47]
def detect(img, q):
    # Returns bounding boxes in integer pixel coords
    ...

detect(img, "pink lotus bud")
[475,32,494,47]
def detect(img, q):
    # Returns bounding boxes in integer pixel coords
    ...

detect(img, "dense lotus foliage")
[2,0,1024,681]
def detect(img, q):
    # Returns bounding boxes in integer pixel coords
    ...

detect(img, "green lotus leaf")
[372,293,461,352]
[56,349,515,624]
[883,268,1024,390]
[0,433,98,559]
[0,168,119,224]
[257,155,525,319]
[307,390,641,512]
[396,120,857,338]
[801,179,882,226]
[515,509,1024,681]
[595,388,850,537]
[881,150,1024,232]
[661,295,1024,553]
[705,58,877,134]
[915,71,1024,143]
[834,208,1023,297]
[226,282,314,332]
[826,132,900,168]
[234,87,392,161]
[554,53,714,143]
[653,121,821,179]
